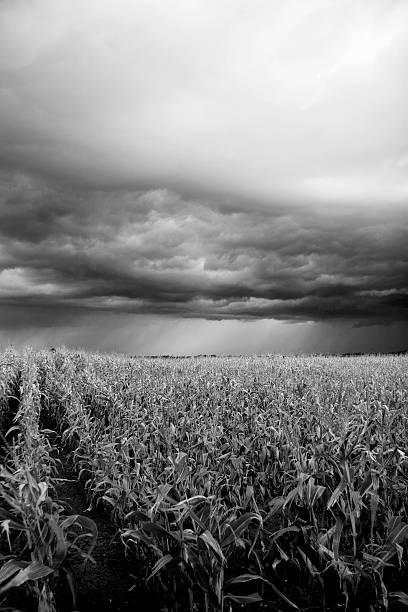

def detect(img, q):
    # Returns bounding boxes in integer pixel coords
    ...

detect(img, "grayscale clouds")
[0,0,407,353]
[0,173,406,325]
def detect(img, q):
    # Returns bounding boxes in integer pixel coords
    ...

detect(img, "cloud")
[0,0,408,206]
[0,172,406,326]
[0,1,407,353]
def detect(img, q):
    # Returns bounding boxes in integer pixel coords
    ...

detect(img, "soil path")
[2,377,161,612]
[44,427,160,612]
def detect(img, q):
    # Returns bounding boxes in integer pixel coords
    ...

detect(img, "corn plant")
[8,347,408,611]
[0,350,97,611]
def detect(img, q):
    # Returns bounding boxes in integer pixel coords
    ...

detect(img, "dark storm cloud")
[0,172,406,328]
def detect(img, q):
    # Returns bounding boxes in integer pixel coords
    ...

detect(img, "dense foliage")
[1,348,408,610]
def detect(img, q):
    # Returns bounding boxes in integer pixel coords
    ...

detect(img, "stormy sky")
[0,0,407,354]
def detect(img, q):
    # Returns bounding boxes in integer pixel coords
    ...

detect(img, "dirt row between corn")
[37,407,160,612]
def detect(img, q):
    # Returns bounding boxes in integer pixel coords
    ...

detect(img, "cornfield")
[1,347,408,611]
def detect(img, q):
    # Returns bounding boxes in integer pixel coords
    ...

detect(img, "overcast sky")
[0,0,407,354]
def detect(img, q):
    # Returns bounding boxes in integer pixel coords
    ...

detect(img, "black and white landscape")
[2,5,408,612]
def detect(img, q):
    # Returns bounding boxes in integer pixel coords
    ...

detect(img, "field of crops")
[1,348,408,611]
